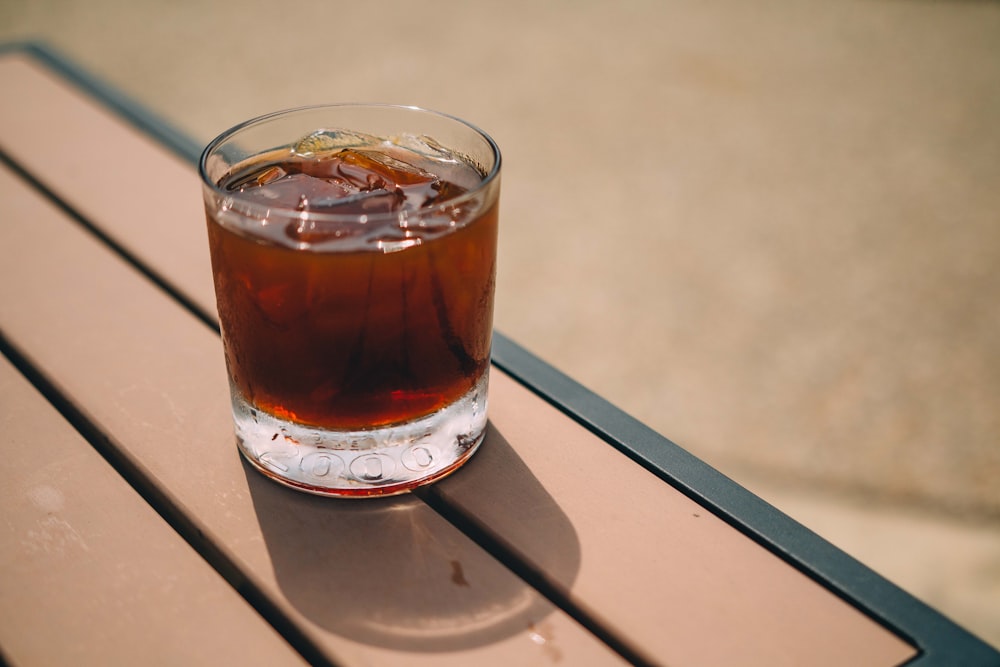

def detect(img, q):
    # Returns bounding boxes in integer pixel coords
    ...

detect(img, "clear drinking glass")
[200,104,500,497]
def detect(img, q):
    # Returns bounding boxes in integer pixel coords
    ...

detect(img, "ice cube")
[224,164,288,192]
[392,133,463,165]
[236,172,357,210]
[309,188,406,215]
[292,128,381,157]
[283,188,408,245]
[284,217,358,244]
[335,149,438,189]
[253,165,287,186]
[287,148,444,213]
[390,133,485,187]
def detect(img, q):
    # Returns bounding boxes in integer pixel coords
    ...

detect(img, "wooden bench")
[1,42,996,666]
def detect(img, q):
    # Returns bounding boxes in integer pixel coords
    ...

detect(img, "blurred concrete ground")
[2,0,998,649]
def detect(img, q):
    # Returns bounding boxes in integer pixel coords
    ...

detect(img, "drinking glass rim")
[198,103,501,226]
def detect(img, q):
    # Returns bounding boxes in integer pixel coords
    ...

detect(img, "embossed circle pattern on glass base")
[231,374,488,497]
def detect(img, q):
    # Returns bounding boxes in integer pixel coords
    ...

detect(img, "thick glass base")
[231,373,488,497]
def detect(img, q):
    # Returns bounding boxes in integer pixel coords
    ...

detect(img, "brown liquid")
[206,145,497,430]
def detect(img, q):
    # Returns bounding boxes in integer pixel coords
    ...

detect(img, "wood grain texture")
[0,356,307,667]
[0,53,216,313]
[0,51,918,666]
[436,372,918,666]
[0,163,624,667]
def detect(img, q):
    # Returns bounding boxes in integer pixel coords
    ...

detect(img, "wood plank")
[434,374,920,666]
[0,164,625,667]
[0,355,307,667]
[0,51,918,666]
[0,52,217,314]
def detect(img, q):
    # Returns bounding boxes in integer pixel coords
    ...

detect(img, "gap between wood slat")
[0,328,340,667]
[0,149,646,667]
[414,485,657,666]
[0,150,218,333]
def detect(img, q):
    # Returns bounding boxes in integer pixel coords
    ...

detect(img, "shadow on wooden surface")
[244,423,581,652]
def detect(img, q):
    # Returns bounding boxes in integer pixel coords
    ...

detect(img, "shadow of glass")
[244,421,580,652]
